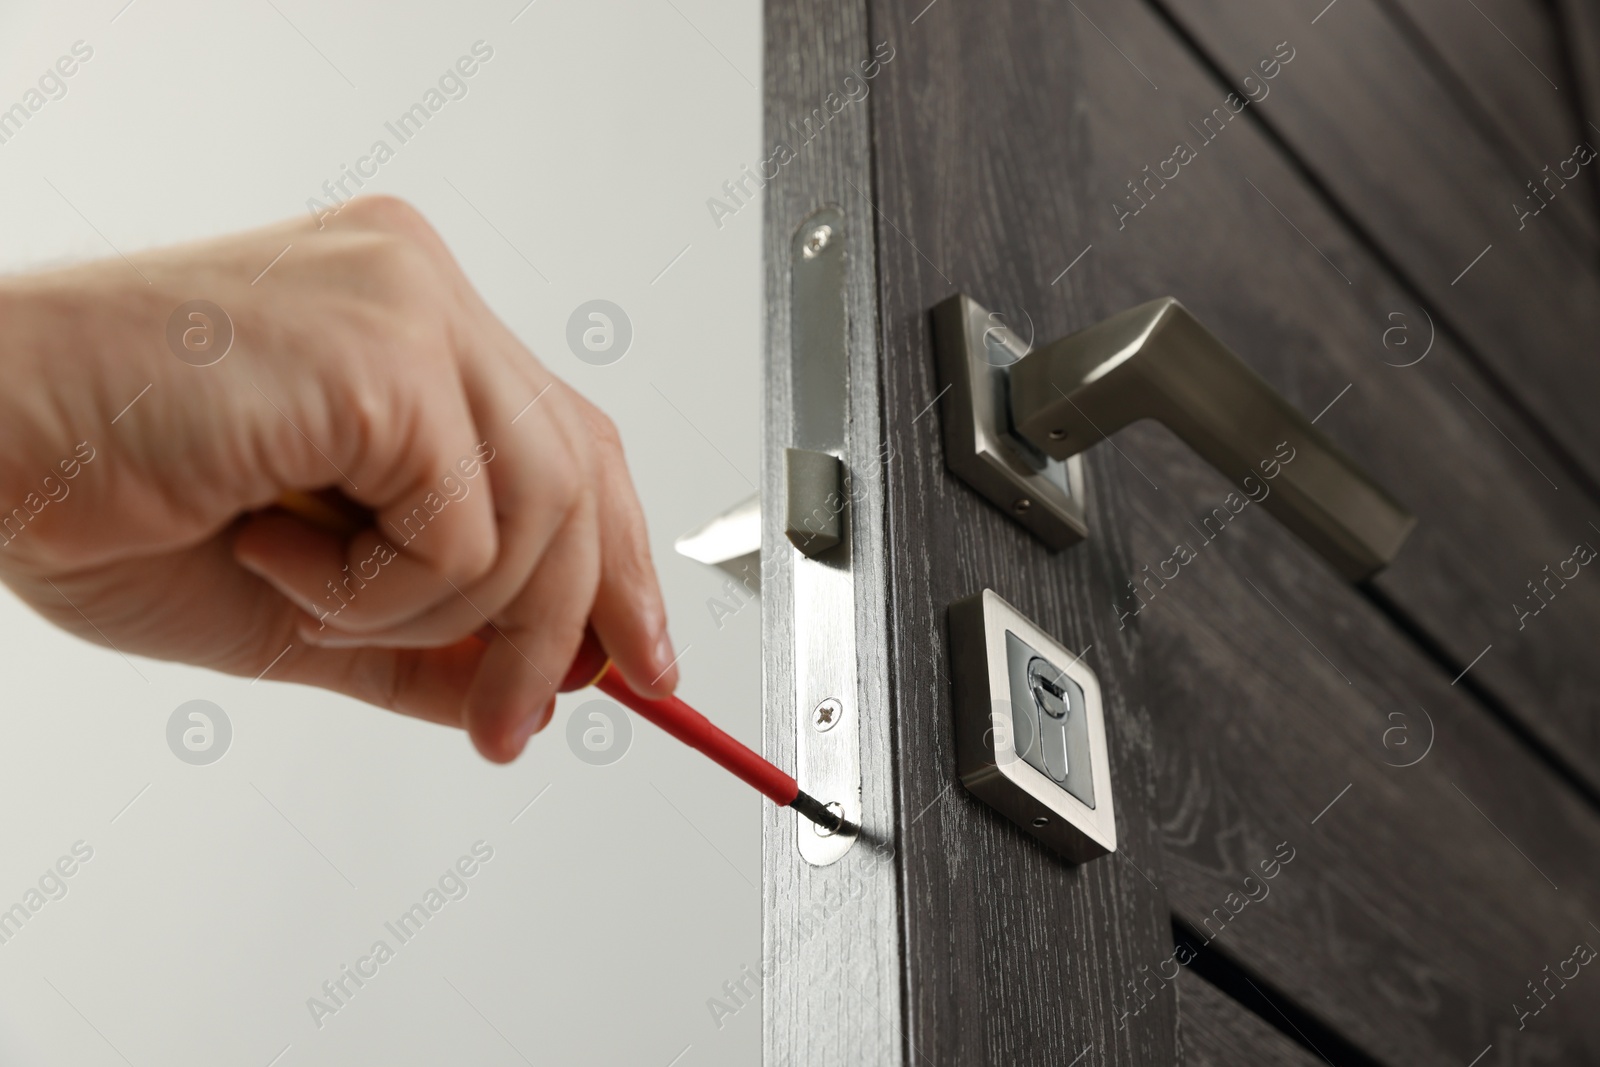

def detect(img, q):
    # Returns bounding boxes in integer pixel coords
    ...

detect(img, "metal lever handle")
[1007,298,1414,581]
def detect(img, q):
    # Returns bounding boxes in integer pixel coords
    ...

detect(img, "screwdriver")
[273,490,849,834]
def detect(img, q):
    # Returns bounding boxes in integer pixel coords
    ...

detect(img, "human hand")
[0,195,676,762]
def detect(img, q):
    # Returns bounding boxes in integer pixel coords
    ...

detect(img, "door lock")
[949,590,1115,863]
[1018,648,1095,809]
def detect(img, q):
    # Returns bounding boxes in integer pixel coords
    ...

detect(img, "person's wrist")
[0,278,48,501]
[0,274,95,568]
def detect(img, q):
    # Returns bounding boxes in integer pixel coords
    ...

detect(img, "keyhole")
[1027,657,1071,721]
[1026,656,1072,783]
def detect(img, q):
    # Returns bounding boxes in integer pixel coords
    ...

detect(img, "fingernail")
[652,632,678,688]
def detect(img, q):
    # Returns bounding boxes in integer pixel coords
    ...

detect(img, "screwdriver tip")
[790,789,853,835]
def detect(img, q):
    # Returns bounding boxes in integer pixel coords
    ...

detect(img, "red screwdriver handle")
[560,629,799,806]
[557,629,613,692]
[591,663,799,805]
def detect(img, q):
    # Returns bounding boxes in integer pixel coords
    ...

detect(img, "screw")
[1013,497,1033,514]
[802,224,833,258]
[812,697,842,732]
[814,801,846,836]
[1031,816,1049,827]
[1048,428,1067,440]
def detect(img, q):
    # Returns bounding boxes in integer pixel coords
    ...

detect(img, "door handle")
[932,295,1415,581]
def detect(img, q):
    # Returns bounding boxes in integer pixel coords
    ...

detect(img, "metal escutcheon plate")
[948,589,1115,863]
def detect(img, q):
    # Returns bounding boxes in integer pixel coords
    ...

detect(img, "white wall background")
[0,2,763,1064]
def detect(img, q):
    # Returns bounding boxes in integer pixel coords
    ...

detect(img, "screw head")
[1013,497,1033,514]
[1048,428,1067,440]
[812,697,843,732]
[802,224,834,258]
[1031,815,1049,827]
[814,801,846,836]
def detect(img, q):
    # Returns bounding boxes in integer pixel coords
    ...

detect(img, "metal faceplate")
[930,294,1088,550]
[789,207,861,865]
[948,590,1116,863]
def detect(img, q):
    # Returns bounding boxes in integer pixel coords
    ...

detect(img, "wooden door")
[761,1,1600,1064]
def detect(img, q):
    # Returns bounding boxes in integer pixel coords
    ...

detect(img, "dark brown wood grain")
[1155,0,1600,490]
[1377,0,1599,243]
[1177,972,1324,1067]
[861,0,1600,1063]
[866,4,1179,1065]
[1554,0,1600,176]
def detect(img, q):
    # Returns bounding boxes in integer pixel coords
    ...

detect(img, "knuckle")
[336,213,454,312]
[341,374,398,458]
[588,412,624,460]
[334,368,428,492]
[569,401,625,474]
[343,195,435,240]
[590,410,624,453]
[540,444,583,516]
[363,232,444,306]
[568,393,615,440]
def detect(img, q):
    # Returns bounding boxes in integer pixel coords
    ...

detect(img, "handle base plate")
[930,295,1088,551]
